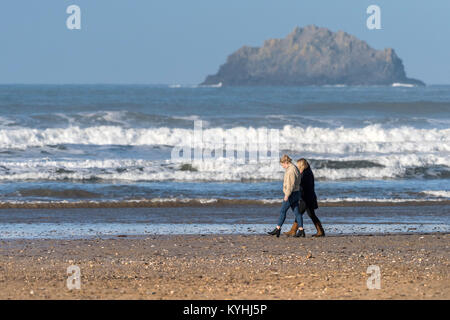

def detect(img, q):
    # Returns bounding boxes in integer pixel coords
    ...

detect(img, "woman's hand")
[283,195,289,202]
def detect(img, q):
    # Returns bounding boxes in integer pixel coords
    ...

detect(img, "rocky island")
[201,25,424,86]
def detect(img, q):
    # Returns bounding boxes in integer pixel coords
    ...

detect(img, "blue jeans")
[277,191,303,228]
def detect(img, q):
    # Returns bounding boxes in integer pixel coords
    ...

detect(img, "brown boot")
[312,221,325,237]
[283,222,298,236]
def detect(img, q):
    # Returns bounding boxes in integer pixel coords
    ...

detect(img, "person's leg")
[284,194,302,236]
[292,201,303,229]
[289,192,303,230]
[291,200,305,237]
[298,200,307,215]
[305,206,320,224]
[307,207,325,237]
[277,200,291,228]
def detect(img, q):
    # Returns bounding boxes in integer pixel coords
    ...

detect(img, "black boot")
[267,228,281,238]
[294,229,305,238]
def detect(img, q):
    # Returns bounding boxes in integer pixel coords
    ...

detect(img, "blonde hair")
[297,158,309,171]
[280,154,292,164]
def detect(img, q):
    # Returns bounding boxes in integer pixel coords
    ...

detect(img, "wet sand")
[0,233,448,300]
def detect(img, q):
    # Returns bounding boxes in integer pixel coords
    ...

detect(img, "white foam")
[0,197,446,206]
[168,84,200,88]
[147,197,219,204]
[392,83,416,88]
[259,197,449,204]
[0,152,448,182]
[0,125,449,154]
[421,190,450,198]
[322,84,347,87]
[0,123,448,182]
[320,197,445,203]
[200,82,222,88]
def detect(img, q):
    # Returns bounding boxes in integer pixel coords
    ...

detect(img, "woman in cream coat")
[267,155,305,238]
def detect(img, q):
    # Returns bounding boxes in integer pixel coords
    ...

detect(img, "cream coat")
[283,163,300,198]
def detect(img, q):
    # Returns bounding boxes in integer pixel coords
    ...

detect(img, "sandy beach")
[0,233,448,300]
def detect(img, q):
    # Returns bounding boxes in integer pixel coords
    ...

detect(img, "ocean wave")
[421,190,450,198]
[0,124,449,153]
[0,154,448,182]
[4,107,450,131]
[392,83,416,88]
[2,111,212,131]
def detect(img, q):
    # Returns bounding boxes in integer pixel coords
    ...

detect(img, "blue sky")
[0,0,449,84]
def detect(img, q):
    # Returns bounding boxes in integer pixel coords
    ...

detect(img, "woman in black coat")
[284,158,325,237]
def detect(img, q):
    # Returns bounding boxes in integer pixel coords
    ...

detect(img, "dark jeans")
[298,200,321,225]
[277,191,303,228]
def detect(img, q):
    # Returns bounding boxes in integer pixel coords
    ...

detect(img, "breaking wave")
[0,125,448,153]
[0,154,448,182]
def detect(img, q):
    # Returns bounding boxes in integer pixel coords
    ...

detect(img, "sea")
[0,84,448,238]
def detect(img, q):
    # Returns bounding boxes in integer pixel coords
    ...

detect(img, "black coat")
[300,167,319,209]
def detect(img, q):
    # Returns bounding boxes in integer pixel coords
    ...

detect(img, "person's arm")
[298,171,303,195]
[304,170,313,191]
[283,167,295,199]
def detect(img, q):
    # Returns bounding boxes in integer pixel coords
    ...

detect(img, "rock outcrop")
[201,25,424,86]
